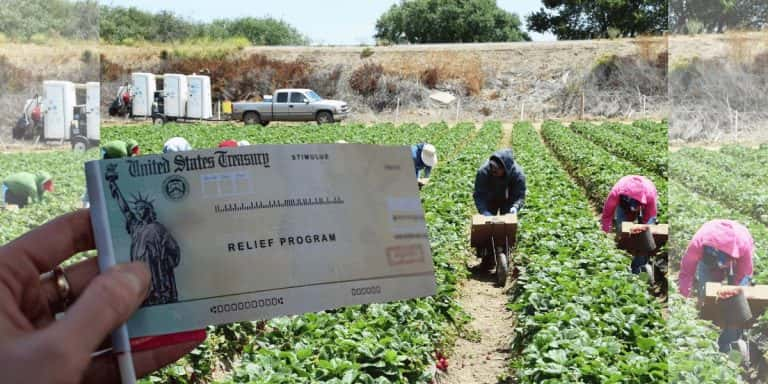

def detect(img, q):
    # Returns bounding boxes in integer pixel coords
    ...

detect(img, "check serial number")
[351,286,382,296]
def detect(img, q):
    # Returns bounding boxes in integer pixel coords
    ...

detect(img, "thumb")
[46,262,150,357]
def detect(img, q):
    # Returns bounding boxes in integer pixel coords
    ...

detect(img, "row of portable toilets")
[131,73,213,120]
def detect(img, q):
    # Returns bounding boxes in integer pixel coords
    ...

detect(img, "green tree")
[208,17,308,45]
[0,0,98,41]
[527,0,667,40]
[374,0,530,44]
[669,0,768,33]
[98,5,308,46]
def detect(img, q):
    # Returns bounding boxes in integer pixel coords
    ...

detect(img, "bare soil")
[440,259,515,384]
[440,122,516,384]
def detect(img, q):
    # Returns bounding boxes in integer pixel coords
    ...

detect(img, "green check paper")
[85,144,435,337]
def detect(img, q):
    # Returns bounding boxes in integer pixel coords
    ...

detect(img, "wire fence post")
[395,97,400,124]
[455,98,461,123]
[520,102,525,121]
[734,110,739,137]
[580,93,585,120]
[642,95,647,117]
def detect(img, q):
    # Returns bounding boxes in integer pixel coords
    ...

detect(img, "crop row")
[668,182,759,382]
[508,122,667,382]
[540,120,668,222]
[102,122,456,150]
[668,281,745,383]
[611,120,668,149]
[570,121,667,177]
[0,151,98,245]
[670,148,768,224]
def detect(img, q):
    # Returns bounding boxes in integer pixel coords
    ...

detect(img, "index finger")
[1,209,94,273]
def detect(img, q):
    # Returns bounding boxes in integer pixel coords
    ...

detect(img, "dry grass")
[381,51,485,95]
[633,35,666,62]
[724,31,754,63]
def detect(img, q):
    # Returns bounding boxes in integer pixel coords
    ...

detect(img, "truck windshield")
[305,91,323,102]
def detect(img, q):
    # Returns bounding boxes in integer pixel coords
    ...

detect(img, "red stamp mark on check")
[386,244,425,266]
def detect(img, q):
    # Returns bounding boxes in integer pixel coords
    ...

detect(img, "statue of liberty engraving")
[106,164,181,306]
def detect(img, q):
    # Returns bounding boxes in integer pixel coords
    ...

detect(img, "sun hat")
[421,144,437,167]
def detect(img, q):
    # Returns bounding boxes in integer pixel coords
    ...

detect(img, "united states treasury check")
[85,144,435,337]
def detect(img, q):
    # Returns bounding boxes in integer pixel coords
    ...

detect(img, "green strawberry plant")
[509,122,668,383]
[570,121,667,177]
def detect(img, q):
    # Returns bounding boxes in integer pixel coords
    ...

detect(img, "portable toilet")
[131,72,156,117]
[163,74,188,118]
[187,75,212,119]
[43,80,76,140]
[86,82,100,141]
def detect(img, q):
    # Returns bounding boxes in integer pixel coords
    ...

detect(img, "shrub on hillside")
[349,63,384,96]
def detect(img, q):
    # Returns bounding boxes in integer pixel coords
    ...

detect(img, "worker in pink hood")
[601,175,659,273]
[601,176,659,233]
[679,219,754,353]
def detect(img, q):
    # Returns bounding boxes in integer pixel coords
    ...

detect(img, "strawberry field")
[3,119,742,383]
[671,146,768,383]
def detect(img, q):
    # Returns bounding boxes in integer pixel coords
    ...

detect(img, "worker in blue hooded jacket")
[473,149,526,217]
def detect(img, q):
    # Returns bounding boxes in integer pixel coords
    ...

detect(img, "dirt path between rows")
[440,122,516,384]
[440,264,515,384]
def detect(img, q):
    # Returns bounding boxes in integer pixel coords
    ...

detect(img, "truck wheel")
[71,136,89,152]
[316,111,333,125]
[243,112,261,126]
[152,115,165,125]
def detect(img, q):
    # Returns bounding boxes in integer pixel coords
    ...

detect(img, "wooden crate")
[700,282,768,327]
[617,222,669,255]
[470,214,517,248]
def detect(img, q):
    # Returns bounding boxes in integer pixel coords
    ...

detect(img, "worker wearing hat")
[601,175,660,273]
[680,219,754,354]
[412,143,437,179]
[1,172,53,209]
[472,149,526,270]
[163,137,193,153]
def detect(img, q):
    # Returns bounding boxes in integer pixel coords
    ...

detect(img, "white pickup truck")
[232,89,350,126]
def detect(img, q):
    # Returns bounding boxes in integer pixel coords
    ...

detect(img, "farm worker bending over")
[473,149,526,217]
[163,137,193,153]
[679,219,754,354]
[412,143,437,178]
[102,139,140,159]
[1,172,53,208]
[601,175,659,234]
[82,139,140,208]
[601,175,659,273]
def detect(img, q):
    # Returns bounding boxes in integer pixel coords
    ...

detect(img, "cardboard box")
[470,214,517,248]
[700,282,768,327]
[617,222,668,255]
